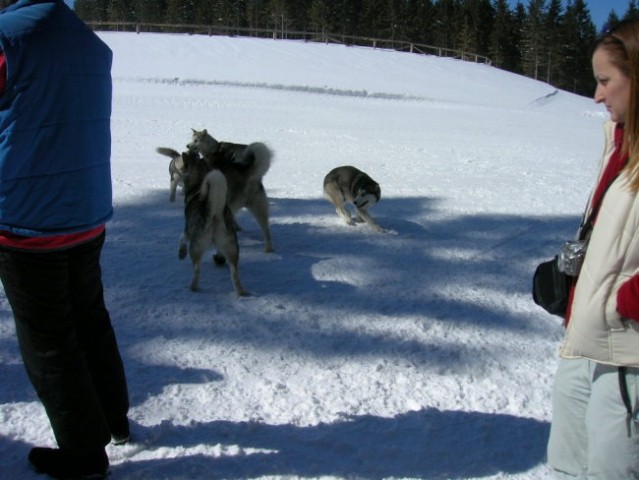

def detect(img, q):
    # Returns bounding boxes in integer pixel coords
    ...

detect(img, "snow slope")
[0,32,607,479]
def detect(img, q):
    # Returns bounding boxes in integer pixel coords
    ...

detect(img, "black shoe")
[110,416,131,446]
[28,447,109,480]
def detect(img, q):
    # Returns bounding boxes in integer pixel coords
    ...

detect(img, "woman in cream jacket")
[547,19,639,480]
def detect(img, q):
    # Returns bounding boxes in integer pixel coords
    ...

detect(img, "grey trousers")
[547,357,639,479]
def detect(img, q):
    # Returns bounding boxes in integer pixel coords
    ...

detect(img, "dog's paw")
[213,253,226,266]
[178,245,187,260]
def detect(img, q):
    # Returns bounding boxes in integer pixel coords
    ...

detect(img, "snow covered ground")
[0,31,607,479]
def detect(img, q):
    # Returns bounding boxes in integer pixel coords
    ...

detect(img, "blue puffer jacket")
[0,0,113,236]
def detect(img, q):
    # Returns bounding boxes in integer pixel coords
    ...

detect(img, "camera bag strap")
[578,171,621,242]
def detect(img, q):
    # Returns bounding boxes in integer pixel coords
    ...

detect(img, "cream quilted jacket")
[561,121,639,367]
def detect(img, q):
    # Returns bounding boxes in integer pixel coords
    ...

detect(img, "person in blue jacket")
[0,1,130,478]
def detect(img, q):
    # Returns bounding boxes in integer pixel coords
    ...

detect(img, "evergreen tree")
[490,0,520,72]
[336,0,364,37]
[558,0,596,95]
[268,0,291,34]
[134,0,165,23]
[358,0,391,38]
[75,0,109,21]
[387,0,405,40]
[387,0,411,40]
[623,0,639,21]
[164,0,196,26]
[197,0,247,28]
[521,0,546,80]
[309,0,363,37]
[193,0,217,25]
[340,0,363,35]
[232,0,250,28]
[286,0,311,32]
[106,0,134,24]
[407,0,436,46]
[510,1,527,73]
[602,10,620,33]
[544,0,563,83]
[245,0,269,31]
[74,0,96,20]
[405,0,429,42]
[432,0,462,52]
[309,0,331,32]
[458,0,493,58]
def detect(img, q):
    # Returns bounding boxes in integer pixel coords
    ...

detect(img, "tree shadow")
[1,189,576,401]
[0,189,570,479]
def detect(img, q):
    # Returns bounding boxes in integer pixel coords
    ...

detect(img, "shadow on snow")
[113,407,549,479]
[0,188,572,477]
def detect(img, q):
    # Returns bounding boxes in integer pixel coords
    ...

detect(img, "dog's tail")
[156,147,181,159]
[238,142,272,180]
[199,169,228,218]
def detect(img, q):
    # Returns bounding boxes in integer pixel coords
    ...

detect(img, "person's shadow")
[111,407,549,479]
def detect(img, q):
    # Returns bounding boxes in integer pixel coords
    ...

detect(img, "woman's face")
[593,47,631,123]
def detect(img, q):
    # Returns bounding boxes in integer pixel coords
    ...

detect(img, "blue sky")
[509,0,629,31]
[573,0,629,30]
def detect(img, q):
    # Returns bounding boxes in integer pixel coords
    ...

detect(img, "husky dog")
[156,147,186,202]
[323,166,383,232]
[189,129,274,253]
[178,150,248,296]
[187,128,246,160]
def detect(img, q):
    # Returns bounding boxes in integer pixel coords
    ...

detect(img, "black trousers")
[0,232,129,453]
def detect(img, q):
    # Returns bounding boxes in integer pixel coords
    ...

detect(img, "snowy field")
[0,32,607,479]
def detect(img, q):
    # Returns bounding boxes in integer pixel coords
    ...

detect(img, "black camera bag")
[531,171,620,318]
[532,256,571,317]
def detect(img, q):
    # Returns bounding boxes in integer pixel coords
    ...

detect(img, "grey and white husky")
[190,129,275,253]
[178,150,248,296]
[156,146,186,202]
[323,165,383,232]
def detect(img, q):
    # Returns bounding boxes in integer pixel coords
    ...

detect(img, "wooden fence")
[86,21,492,66]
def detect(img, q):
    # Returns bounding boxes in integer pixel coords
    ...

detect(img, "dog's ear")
[202,129,207,135]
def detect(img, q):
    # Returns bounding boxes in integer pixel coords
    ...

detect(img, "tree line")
[74,0,639,97]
